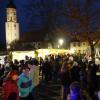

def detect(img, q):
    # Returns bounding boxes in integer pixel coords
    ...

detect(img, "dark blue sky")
[0,0,100,43]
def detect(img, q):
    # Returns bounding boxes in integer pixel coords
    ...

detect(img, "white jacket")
[30,65,40,87]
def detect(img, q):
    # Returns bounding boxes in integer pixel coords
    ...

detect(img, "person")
[42,58,52,82]
[28,59,39,88]
[18,66,33,100]
[67,81,92,100]
[60,59,72,100]
[87,61,97,99]
[28,59,40,99]
[2,70,19,100]
[71,61,80,82]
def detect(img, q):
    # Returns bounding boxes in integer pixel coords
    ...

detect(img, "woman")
[2,70,19,100]
[18,67,33,100]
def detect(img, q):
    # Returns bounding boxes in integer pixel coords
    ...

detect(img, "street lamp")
[59,39,64,46]
[57,39,64,49]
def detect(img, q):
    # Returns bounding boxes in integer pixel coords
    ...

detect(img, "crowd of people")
[0,54,100,100]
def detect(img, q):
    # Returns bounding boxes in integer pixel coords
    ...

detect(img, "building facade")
[70,42,90,54]
[5,0,19,49]
[70,41,100,58]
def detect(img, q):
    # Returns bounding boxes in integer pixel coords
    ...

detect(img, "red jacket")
[2,80,19,100]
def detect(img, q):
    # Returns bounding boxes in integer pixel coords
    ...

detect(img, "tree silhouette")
[8,40,22,50]
[40,0,56,47]
[13,0,100,59]
[56,0,100,61]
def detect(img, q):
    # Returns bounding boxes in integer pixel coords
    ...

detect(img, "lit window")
[10,17,13,21]
[14,24,16,29]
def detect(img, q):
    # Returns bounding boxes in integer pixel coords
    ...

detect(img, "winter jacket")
[67,91,92,100]
[60,62,72,86]
[17,73,33,97]
[2,80,19,100]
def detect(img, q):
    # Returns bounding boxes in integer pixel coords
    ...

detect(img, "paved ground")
[35,81,62,100]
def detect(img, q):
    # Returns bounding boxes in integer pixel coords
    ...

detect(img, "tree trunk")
[90,43,95,62]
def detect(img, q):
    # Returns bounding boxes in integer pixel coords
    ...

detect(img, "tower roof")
[7,0,16,9]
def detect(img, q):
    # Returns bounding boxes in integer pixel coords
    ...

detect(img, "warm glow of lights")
[58,45,60,48]
[12,51,35,61]
[11,49,69,60]
[58,39,64,46]
[0,56,6,65]
[37,49,68,59]
[69,48,75,54]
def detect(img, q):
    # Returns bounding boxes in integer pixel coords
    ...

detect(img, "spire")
[7,0,16,9]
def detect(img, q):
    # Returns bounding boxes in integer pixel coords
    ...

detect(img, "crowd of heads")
[0,53,100,100]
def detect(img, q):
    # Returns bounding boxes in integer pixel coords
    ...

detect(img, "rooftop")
[7,0,16,9]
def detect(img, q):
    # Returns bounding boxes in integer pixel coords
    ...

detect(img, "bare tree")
[9,40,21,50]
[57,0,100,61]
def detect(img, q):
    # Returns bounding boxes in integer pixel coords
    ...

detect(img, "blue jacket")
[17,73,33,97]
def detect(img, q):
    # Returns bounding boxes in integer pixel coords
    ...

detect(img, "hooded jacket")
[18,73,33,97]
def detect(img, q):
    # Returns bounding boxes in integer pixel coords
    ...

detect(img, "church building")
[5,0,19,49]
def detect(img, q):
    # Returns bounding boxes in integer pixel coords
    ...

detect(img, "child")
[67,82,91,100]
[18,67,33,100]
[2,70,19,100]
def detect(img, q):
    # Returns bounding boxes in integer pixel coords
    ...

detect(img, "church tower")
[5,0,19,49]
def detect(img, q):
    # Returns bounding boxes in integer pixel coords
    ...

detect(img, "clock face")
[7,9,16,22]
[7,9,16,16]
